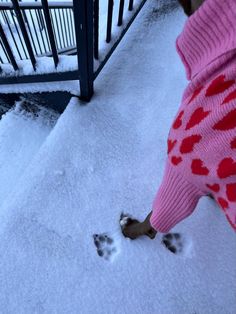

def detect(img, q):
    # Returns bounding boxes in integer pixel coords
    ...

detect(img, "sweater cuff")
[150,161,203,233]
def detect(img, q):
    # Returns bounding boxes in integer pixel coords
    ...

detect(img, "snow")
[0,78,80,94]
[0,55,78,76]
[0,100,58,202]
[0,1,236,313]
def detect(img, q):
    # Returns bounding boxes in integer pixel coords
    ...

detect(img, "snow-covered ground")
[0,1,235,313]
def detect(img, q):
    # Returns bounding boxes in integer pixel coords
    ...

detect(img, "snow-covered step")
[0,99,59,205]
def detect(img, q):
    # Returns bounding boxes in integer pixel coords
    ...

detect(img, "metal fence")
[0,0,147,101]
[0,1,76,60]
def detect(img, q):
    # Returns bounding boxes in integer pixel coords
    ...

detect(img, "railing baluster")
[36,9,47,52]
[53,9,63,49]
[49,9,58,50]
[118,0,124,26]
[94,0,99,59]
[128,0,134,11]
[38,8,45,31]
[3,10,22,59]
[0,38,11,63]
[62,8,69,47]
[34,8,41,31]
[10,10,28,59]
[24,9,38,55]
[58,9,66,48]
[41,0,58,67]
[19,0,29,26]
[29,9,43,55]
[69,9,75,46]
[41,9,51,51]
[0,9,7,24]
[0,53,4,75]
[73,0,94,101]
[65,8,72,47]
[11,0,36,70]
[106,0,113,43]
[0,21,18,70]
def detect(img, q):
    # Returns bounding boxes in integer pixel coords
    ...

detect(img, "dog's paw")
[161,233,183,254]
[93,233,118,261]
[119,212,137,228]
[119,213,129,228]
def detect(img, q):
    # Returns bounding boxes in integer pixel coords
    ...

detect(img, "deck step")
[0,98,59,205]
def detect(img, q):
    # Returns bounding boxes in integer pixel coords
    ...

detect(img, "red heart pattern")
[187,86,203,105]
[171,156,182,166]
[173,111,184,129]
[185,107,211,130]
[191,159,209,176]
[230,137,236,149]
[222,89,236,105]
[226,183,236,202]
[206,183,220,193]
[217,158,236,179]
[213,109,236,131]
[206,75,235,97]
[217,197,229,211]
[167,139,177,154]
[180,134,202,154]
[167,72,236,230]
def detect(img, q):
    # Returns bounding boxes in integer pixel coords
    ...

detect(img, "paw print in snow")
[161,233,183,254]
[93,233,118,261]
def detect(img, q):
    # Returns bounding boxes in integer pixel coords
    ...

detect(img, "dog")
[122,0,236,239]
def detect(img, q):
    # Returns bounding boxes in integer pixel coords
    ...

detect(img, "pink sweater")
[150,0,236,232]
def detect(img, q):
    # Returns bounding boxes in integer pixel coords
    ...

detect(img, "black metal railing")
[0,0,147,102]
[0,1,76,61]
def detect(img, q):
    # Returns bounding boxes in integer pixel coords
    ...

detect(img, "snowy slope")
[0,1,235,313]
[0,101,58,204]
